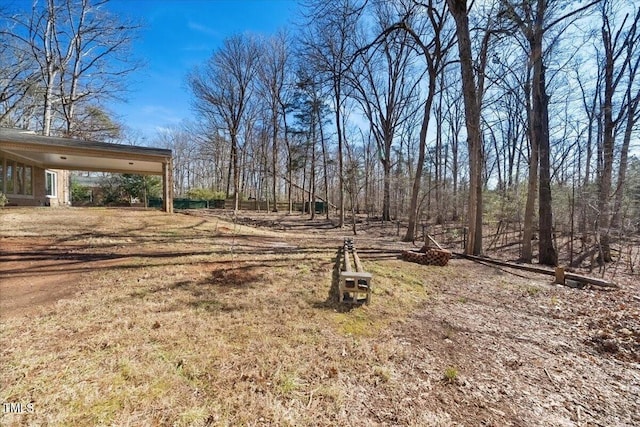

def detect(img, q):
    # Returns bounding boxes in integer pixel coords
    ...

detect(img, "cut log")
[402,248,451,266]
[454,253,618,289]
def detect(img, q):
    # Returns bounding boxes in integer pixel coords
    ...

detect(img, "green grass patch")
[443,366,459,383]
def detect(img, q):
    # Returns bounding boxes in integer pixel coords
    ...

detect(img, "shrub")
[71,181,92,203]
[185,188,226,200]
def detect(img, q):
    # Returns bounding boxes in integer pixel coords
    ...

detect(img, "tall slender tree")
[348,1,423,222]
[257,31,292,212]
[299,0,365,227]
[188,34,260,212]
[500,0,599,265]
[597,0,640,259]
[447,0,485,255]
[0,0,140,137]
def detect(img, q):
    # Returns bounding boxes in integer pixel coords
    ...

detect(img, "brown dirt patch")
[1,237,82,316]
[0,235,136,317]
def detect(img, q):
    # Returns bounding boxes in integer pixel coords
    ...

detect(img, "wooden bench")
[339,238,373,304]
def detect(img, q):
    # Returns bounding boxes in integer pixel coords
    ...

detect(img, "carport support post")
[162,159,173,213]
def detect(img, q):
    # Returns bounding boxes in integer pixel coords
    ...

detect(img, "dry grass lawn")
[1,208,638,426]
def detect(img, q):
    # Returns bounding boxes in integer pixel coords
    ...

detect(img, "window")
[46,170,57,197]
[6,162,13,193]
[25,166,32,195]
[0,158,33,196]
[16,163,24,194]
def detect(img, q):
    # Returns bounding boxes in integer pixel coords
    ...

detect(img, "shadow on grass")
[230,214,342,231]
[130,264,266,313]
[165,264,262,293]
[0,242,333,279]
[311,247,355,313]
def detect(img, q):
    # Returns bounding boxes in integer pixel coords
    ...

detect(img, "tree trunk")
[310,115,317,220]
[531,2,557,266]
[581,105,594,234]
[598,11,619,262]
[521,79,537,262]
[288,166,293,214]
[319,106,330,219]
[382,153,392,222]
[536,75,556,266]
[404,89,434,242]
[281,103,293,214]
[610,7,640,230]
[611,90,637,228]
[231,134,240,212]
[447,0,483,255]
[451,115,460,220]
[272,111,279,212]
[226,148,233,199]
[334,86,345,227]
[43,73,55,136]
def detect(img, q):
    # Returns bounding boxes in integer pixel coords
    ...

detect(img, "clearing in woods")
[0,208,638,426]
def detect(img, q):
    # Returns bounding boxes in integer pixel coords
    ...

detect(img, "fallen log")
[454,253,618,289]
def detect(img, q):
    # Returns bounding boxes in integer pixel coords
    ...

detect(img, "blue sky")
[105,0,300,143]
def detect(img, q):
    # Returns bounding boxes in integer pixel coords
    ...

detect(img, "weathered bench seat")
[339,238,372,304]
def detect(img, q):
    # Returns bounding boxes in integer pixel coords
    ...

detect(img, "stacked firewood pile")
[401,244,451,266]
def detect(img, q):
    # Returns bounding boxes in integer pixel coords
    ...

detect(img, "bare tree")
[0,0,140,137]
[348,0,423,222]
[291,67,329,219]
[0,32,39,126]
[155,125,201,196]
[257,31,292,212]
[446,0,494,255]
[188,34,260,212]
[440,65,465,221]
[574,57,602,238]
[30,0,59,136]
[597,0,640,260]
[500,0,599,265]
[402,1,456,242]
[56,0,141,137]
[299,0,365,227]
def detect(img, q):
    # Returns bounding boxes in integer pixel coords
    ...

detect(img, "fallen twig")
[362,400,384,423]
[544,367,557,387]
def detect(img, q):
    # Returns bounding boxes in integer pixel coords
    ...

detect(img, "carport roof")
[0,127,172,174]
